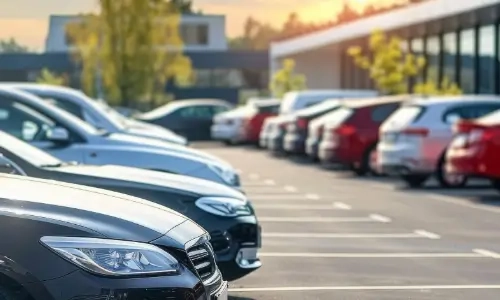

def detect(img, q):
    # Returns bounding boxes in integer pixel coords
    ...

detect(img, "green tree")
[36,68,67,86]
[67,0,192,107]
[347,29,461,95]
[0,37,30,53]
[270,58,306,97]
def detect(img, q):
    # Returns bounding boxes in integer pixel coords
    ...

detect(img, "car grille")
[187,242,217,282]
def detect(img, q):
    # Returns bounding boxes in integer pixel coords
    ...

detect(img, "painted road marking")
[284,185,298,192]
[473,249,500,259]
[258,252,488,258]
[264,179,276,185]
[253,203,350,210]
[249,194,324,201]
[249,173,260,180]
[369,214,392,223]
[262,230,439,239]
[414,230,441,239]
[333,202,351,210]
[230,285,500,293]
[305,193,321,200]
[258,216,390,223]
[428,194,500,214]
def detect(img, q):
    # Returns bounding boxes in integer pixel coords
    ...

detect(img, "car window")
[212,105,230,115]
[0,96,67,142]
[324,107,354,127]
[42,97,84,119]
[177,105,215,119]
[258,104,280,114]
[371,103,400,122]
[384,105,424,127]
[443,104,500,124]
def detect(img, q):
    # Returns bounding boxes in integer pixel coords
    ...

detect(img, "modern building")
[270,0,499,94]
[0,14,268,104]
[45,14,227,52]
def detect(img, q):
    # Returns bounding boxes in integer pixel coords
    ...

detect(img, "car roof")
[168,98,233,108]
[342,95,412,108]
[408,95,500,106]
[0,82,82,95]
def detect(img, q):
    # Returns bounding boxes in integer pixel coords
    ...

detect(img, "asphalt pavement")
[194,142,500,300]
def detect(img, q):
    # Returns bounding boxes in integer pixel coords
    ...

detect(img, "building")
[45,14,227,52]
[0,14,268,104]
[270,0,499,94]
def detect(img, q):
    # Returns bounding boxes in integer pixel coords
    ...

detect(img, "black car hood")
[52,164,246,200]
[0,175,196,243]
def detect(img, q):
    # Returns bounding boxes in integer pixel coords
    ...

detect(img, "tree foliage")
[347,29,462,95]
[270,59,306,98]
[67,0,193,107]
[0,37,30,53]
[36,68,67,86]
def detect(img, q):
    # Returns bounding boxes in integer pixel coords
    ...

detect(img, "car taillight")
[297,118,308,130]
[334,124,356,136]
[401,127,429,136]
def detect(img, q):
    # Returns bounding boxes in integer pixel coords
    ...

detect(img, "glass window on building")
[460,28,476,93]
[442,32,457,84]
[411,38,425,83]
[193,69,211,87]
[180,24,209,46]
[426,36,440,84]
[212,69,245,87]
[478,25,495,94]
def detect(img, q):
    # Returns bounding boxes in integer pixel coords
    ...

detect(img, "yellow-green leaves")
[36,68,66,86]
[347,29,462,96]
[66,0,193,107]
[270,58,307,98]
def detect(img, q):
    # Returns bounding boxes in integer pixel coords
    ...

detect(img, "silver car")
[1,83,188,145]
[377,95,500,188]
[0,87,241,189]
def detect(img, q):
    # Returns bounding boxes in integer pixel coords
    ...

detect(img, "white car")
[2,83,188,145]
[211,98,279,144]
[377,95,500,188]
[0,87,241,189]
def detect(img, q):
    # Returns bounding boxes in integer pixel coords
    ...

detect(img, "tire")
[0,287,19,300]
[401,175,429,188]
[353,143,378,177]
[436,152,467,188]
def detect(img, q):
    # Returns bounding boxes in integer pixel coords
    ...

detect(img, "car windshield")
[93,100,129,130]
[0,131,63,167]
[383,105,423,127]
[46,102,106,136]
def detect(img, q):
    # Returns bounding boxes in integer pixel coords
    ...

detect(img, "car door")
[167,105,225,141]
[0,96,85,162]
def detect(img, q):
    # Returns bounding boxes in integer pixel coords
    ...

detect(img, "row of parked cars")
[211,89,500,191]
[0,83,257,300]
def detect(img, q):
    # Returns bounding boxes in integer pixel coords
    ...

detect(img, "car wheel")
[401,175,429,188]
[354,143,379,177]
[436,153,467,188]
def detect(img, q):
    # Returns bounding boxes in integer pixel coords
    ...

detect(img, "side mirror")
[46,127,70,143]
[0,155,27,176]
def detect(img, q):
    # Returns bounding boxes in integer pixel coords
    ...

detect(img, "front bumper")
[199,215,262,281]
[283,133,306,154]
[30,268,218,300]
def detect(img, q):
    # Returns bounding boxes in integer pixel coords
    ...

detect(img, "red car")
[243,100,280,144]
[446,109,500,191]
[318,95,409,176]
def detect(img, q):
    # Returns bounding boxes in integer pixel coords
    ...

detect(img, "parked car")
[306,110,339,161]
[113,105,141,117]
[137,99,234,141]
[1,83,188,145]
[318,95,408,175]
[378,95,500,188]
[446,109,500,191]
[0,174,228,300]
[0,87,241,189]
[263,90,378,154]
[211,98,279,145]
[0,131,261,280]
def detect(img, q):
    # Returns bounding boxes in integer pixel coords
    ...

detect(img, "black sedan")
[137,99,234,141]
[0,131,261,281]
[0,174,228,300]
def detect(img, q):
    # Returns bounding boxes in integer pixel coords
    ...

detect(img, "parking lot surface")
[193,143,500,300]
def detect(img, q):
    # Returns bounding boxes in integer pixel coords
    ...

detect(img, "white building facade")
[270,0,500,94]
[45,14,227,53]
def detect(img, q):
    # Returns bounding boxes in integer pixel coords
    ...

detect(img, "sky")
[0,0,395,51]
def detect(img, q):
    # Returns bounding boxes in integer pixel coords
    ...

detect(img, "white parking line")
[333,202,351,210]
[264,179,276,185]
[230,285,500,293]
[258,252,487,258]
[473,249,500,259]
[249,173,260,180]
[254,203,350,210]
[262,231,438,239]
[248,194,319,200]
[414,230,441,239]
[259,216,389,223]
[284,185,297,192]
[369,214,392,223]
[305,193,321,200]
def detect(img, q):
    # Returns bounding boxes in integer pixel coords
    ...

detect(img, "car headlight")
[41,236,180,276]
[195,197,251,217]
[208,164,238,186]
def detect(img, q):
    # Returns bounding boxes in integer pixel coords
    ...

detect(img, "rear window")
[383,105,424,127]
[257,104,279,114]
[325,107,354,127]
